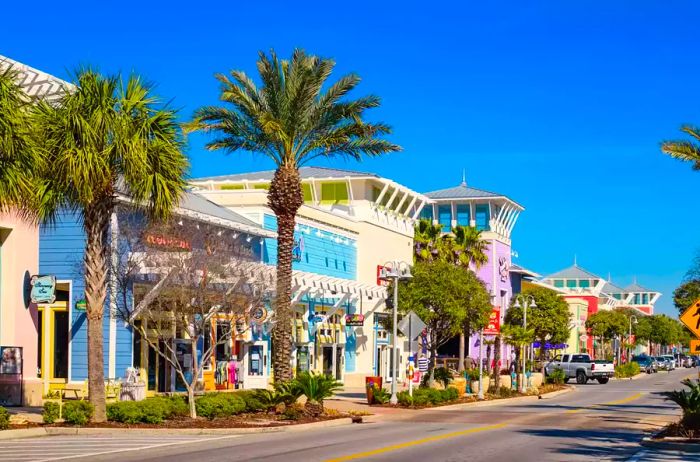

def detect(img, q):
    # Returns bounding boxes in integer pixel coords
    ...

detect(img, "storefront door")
[322,346,333,377]
[243,342,268,389]
[37,302,69,387]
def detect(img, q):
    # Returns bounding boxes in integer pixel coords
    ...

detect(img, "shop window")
[566,280,576,289]
[133,321,142,369]
[456,204,470,226]
[248,345,264,376]
[220,184,244,190]
[320,182,349,205]
[438,205,451,230]
[475,204,490,231]
[553,280,564,288]
[215,322,231,361]
[302,183,313,203]
[419,205,433,221]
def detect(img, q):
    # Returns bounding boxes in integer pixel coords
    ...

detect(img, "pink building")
[421,177,523,365]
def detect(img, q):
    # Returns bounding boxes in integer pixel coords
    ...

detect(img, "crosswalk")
[0,434,240,461]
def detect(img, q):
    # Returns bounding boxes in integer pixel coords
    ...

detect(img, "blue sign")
[30,275,56,304]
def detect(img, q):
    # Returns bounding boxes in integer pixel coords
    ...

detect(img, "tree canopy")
[505,286,571,347]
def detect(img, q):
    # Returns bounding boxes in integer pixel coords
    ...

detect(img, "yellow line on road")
[323,424,507,462]
[564,392,644,414]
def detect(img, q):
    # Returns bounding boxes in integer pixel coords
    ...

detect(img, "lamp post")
[514,294,537,393]
[628,315,638,363]
[379,261,413,405]
[478,329,484,400]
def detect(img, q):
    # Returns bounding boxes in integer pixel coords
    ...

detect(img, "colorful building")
[419,177,524,363]
[190,167,427,387]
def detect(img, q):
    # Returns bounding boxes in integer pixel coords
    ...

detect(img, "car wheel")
[576,370,587,384]
[597,377,609,384]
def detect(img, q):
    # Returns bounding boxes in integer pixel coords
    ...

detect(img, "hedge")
[107,396,189,424]
[63,401,94,425]
[0,407,9,430]
[195,393,246,419]
[615,362,641,378]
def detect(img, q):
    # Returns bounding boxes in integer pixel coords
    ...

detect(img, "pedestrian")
[418,355,429,373]
[464,356,474,370]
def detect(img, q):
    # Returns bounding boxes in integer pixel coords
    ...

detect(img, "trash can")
[120,382,146,401]
[365,376,383,404]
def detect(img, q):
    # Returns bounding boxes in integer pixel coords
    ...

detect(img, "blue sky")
[4,1,699,315]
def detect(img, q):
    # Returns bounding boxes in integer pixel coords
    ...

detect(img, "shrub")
[107,401,144,424]
[442,387,459,401]
[615,362,641,378]
[546,367,567,385]
[42,402,61,424]
[488,386,518,398]
[195,393,246,419]
[63,401,94,425]
[293,372,343,416]
[464,369,480,381]
[421,367,453,388]
[396,391,413,407]
[664,378,700,429]
[371,385,390,405]
[236,390,266,412]
[273,381,302,406]
[107,396,189,424]
[282,404,303,420]
[0,407,9,430]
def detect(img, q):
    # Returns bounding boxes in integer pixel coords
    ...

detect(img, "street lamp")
[628,315,638,362]
[378,260,413,405]
[514,294,537,393]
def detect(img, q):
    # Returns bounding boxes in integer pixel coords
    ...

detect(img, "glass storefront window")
[249,345,263,376]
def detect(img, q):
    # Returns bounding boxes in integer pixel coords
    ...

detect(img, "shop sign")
[498,257,509,283]
[144,232,191,251]
[30,275,56,304]
[75,299,87,312]
[345,314,365,327]
[483,306,501,335]
[251,306,268,325]
[292,236,304,263]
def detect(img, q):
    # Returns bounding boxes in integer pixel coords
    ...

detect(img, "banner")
[484,306,501,336]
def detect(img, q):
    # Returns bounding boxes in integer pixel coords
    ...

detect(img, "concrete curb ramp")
[641,436,700,453]
[0,417,356,441]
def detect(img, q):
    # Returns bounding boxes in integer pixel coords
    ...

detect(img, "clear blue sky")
[4,1,699,315]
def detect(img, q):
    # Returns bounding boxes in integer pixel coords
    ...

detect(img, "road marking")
[5,435,242,462]
[564,392,644,414]
[323,424,506,462]
[626,449,648,462]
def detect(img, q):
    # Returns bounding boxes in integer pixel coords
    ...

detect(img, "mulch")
[657,422,700,440]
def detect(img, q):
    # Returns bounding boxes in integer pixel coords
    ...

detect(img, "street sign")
[484,306,501,336]
[397,311,426,341]
[679,298,700,339]
[691,340,700,355]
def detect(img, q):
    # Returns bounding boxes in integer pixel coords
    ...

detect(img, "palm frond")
[661,125,700,170]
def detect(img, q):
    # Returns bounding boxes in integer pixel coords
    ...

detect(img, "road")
[1,368,696,462]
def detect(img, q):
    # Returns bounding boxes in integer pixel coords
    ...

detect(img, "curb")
[418,386,576,411]
[0,417,356,441]
[641,436,700,453]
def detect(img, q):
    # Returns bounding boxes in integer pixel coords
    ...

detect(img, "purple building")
[421,177,524,365]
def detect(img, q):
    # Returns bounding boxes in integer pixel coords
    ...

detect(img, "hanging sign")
[251,306,268,325]
[483,306,501,336]
[75,299,87,312]
[344,314,365,327]
[30,275,56,304]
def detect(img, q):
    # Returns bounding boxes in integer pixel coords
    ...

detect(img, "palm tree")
[0,66,40,217]
[452,225,489,371]
[187,49,400,382]
[32,69,188,421]
[413,219,446,262]
[661,125,700,170]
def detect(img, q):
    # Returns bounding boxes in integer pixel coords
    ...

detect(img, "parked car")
[654,356,670,371]
[675,354,693,368]
[632,355,657,374]
[661,355,676,370]
[690,355,700,367]
[545,353,615,384]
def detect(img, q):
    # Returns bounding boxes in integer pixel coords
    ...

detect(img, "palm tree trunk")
[268,165,303,383]
[493,335,501,390]
[458,333,465,372]
[83,203,110,422]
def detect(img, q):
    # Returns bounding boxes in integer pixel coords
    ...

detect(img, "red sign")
[144,233,192,251]
[484,306,501,336]
[377,265,390,286]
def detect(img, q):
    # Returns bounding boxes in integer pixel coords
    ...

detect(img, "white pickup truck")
[545,353,615,384]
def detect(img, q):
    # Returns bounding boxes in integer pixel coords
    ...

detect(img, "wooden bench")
[61,382,87,400]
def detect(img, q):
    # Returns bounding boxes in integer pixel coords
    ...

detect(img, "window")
[419,205,433,221]
[553,280,564,288]
[566,279,576,288]
[642,293,649,304]
[253,183,269,190]
[475,204,490,231]
[220,184,244,190]
[633,294,641,304]
[215,322,231,361]
[371,186,382,202]
[561,355,570,362]
[456,204,470,226]
[320,183,349,205]
[133,320,142,369]
[438,204,451,230]
[302,183,313,203]
[248,345,264,376]
[579,279,590,288]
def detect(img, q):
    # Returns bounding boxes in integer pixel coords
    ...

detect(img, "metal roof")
[602,281,626,295]
[178,191,260,228]
[510,263,541,278]
[193,166,379,183]
[423,182,502,200]
[625,282,655,293]
[545,264,603,280]
[0,55,72,102]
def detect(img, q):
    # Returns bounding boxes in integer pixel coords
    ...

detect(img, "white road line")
[626,449,648,462]
[30,435,241,462]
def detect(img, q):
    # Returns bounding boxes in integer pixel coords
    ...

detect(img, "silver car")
[662,355,676,370]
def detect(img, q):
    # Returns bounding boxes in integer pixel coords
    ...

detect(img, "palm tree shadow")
[516,428,653,460]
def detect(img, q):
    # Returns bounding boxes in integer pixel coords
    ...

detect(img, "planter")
[470,381,480,394]
[365,376,382,404]
[451,377,467,395]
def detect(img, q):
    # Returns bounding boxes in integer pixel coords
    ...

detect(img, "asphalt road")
[3,368,697,462]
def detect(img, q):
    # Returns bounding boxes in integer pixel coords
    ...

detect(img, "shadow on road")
[516,428,647,461]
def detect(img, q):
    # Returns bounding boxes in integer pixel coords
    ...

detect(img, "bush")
[195,393,246,419]
[107,401,145,424]
[0,407,9,430]
[664,378,700,429]
[546,367,567,385]
[396,391,413,406]
[615,362,641,378]
[63,401,94,425]
[235,390,266,412]
[488,386,518,398]
[42,402,60,424]
[107,396,189,424]
[464,368,480,381]
[402,387,461,407]
[281,404,303,420]
[273,380,302,406]
[292,372,343,416]
[421,367,453,388]
[370,385,390,404]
